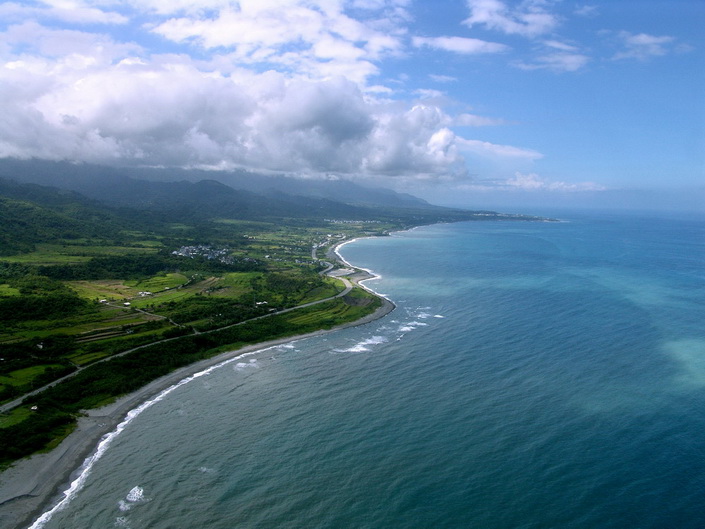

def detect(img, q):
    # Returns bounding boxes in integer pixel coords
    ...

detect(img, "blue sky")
[0,1,702,210]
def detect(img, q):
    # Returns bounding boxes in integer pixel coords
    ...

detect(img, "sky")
[0,0,703,211]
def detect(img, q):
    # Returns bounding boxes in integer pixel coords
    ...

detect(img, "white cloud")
[454,113,506,127]
[124,0,230,17]
[457,139,543,160]
[351,0,411,10]
[0,1,630,186]
[413,36,508,55]
[146,0,406,82]
[512,37,589,72]
[2,3,482,180]
[574,4,598,17]
[414,88,446,99]
[504,172,605,191]
[0,1,128,25]
[613,31,680,61]
[362,106,467,177]
[429,74,457,83]
[461,2,599,72]
[463,0,559,38]
[0,39,476,179]
[515,51,590,72]
[2,20,141,60]
[543,40,578,52]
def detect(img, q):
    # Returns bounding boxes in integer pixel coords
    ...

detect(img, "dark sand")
[0,268,393,529]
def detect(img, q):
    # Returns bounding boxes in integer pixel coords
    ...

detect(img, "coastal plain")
[0,266,394,529]
[0,171,542,528]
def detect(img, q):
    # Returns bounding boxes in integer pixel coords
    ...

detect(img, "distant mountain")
[0,159,517,234]
[210,171,432,209]
[0,178,126,255]
[0,162,543,259]
[0,161,382,221]
[0,159,435,211]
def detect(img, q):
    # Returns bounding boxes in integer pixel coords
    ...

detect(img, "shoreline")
[0,247,395,529]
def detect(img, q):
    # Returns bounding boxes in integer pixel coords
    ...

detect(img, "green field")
[0,285,20,297]
[0,364,66,388]
[0,207,400,468]
[125,272,189,291]
[1,243,159,264]
[0,407,31,428]
[0,167,527,468]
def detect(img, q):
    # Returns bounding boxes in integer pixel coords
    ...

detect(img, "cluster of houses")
[98,290,152,307]
[324,219,381,224]
[171,245,236,265]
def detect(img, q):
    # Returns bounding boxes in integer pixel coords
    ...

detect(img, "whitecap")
[346,344,370,353]
[118,486,146,512]
[234,359,260,371]
[398,321,428,333]
[29,346,275,528]
[126,486,144,503]
[339,335,388,353]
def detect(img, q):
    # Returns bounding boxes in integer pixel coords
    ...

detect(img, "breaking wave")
[117,486,146,512]
[28,346,275,528]
[337,335,389,353]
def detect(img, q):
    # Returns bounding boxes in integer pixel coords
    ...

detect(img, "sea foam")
[118,486,146,512]
[28,346,274,528]
[234,359,260,371]
[338,335,388,353]
[397,321,429,333]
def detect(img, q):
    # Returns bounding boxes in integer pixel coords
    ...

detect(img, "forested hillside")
[0,167,544,467]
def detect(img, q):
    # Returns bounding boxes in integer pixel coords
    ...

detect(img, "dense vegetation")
[39,252,263,281]
[0,168,544,468]
[0,275,89,322]
[0,293,380,465]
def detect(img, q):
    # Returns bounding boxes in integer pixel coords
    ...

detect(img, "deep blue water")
[35,210,705,529]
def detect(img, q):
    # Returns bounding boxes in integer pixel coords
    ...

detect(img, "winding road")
[0,259,354,415]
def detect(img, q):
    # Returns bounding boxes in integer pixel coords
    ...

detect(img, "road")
[0,265,353,415]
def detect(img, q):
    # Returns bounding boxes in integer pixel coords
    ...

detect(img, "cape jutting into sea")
[34,209,705,529]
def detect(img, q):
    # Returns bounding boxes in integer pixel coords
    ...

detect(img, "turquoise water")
[35,210,705,529]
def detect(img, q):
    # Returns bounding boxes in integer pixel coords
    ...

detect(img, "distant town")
[172,245,236,265]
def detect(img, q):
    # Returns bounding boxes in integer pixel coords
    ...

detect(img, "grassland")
[0,170,548,473]
[0,242,160,264]
[0,284,20,297]
[0,216,396,468]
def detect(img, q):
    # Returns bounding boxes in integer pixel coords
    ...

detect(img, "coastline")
[0,246,395,529]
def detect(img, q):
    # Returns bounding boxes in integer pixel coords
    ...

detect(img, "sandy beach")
[0,267,394,529]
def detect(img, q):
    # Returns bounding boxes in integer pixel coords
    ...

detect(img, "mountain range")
[0,159,432,214]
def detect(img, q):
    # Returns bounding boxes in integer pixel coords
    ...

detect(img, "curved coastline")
[329,234,396,297]
[0,240,395,529]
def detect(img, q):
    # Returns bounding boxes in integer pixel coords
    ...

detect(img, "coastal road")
[0,267,354,415]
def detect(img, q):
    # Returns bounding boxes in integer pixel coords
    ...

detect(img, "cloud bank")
[0,0,692,189]
[0,0,541,182]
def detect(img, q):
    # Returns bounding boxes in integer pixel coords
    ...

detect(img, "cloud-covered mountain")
[0,159,437,211]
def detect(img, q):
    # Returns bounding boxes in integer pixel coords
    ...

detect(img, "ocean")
[33,209,705,529]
